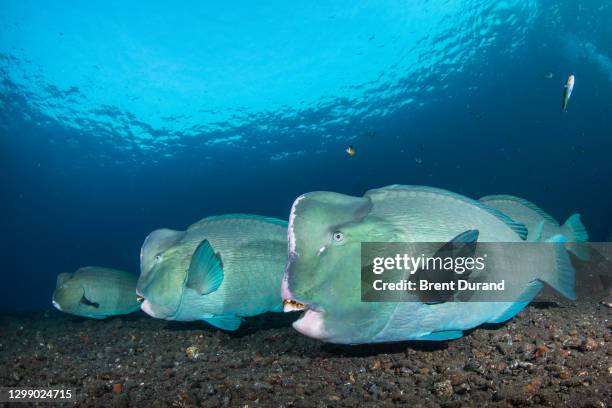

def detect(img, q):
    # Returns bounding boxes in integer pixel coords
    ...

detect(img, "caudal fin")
[487,235,576,324]
[561,214,590,260]
[539,235,576,300]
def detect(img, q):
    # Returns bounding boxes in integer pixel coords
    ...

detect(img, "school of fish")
[51,185,594,344]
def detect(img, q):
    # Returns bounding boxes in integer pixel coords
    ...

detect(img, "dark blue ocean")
[1,1,611,312]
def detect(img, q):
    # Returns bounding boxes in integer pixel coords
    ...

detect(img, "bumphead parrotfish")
[479,194,589,259]
[137,214,288,330]
[282,185,576,344]
[52,266,140,319]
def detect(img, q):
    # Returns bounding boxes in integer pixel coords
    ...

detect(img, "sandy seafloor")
[0,295,610,408]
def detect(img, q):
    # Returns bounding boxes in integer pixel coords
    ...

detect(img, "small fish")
[415,157,424,165]
[542,71,553,80]
[562,74,575,111]
[52,267,140,319]
[345,146,356,157]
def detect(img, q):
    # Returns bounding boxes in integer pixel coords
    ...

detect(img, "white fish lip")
[52,300,62,311]
[292,309,328,340]
[140,299,157,318]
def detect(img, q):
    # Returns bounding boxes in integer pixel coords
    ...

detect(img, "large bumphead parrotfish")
[479,194,589,259]
[137,214,287,330]
[52,267,140,319]
[282,185,576,344]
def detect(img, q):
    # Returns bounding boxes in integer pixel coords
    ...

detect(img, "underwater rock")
[185,345,200,360]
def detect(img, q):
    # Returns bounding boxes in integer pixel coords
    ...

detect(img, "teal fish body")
[52,267,140,319]
[137,214,288,330]
[479,194,589,259]
[282,185,576,344]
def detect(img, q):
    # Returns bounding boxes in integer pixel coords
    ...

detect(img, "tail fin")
[561,214,590,260]
[486,235,576,324]
[540,235,576,300]
[561,214,589,241]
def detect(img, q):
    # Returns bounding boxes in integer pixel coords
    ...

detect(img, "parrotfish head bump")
[52,277,84,313]
[140,228,184,276]
[283,191,385,341]
[136,236,187,319]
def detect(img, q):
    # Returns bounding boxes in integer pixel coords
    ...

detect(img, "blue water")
[1,1,611,311]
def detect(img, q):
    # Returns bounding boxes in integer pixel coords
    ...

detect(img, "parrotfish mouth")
[282,297,328,339]
[136,295,145,303]
[281,268,329,340]
[282,298,306,312]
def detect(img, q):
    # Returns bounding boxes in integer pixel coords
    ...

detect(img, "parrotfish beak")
[52,300,62,311]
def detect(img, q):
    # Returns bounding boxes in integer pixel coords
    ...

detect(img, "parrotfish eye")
[154,254,162,263]
[332,231,344,242]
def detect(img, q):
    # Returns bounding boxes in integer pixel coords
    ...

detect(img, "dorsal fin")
[189,214,288,230]
[369,186,529,240]
[479,194,560,226]
[479,204,529,240]
[186,240,224,295]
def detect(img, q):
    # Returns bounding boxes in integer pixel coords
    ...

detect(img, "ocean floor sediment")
[0,299,610,407]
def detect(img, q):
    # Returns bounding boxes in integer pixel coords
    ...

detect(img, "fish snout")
[282,253,326,313]
[282,276,308,312]
[281,258,311,312]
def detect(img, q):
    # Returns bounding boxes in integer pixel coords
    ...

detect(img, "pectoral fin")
[187,240,224,295]
[412,229,479,304]
[80,294,99,308]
